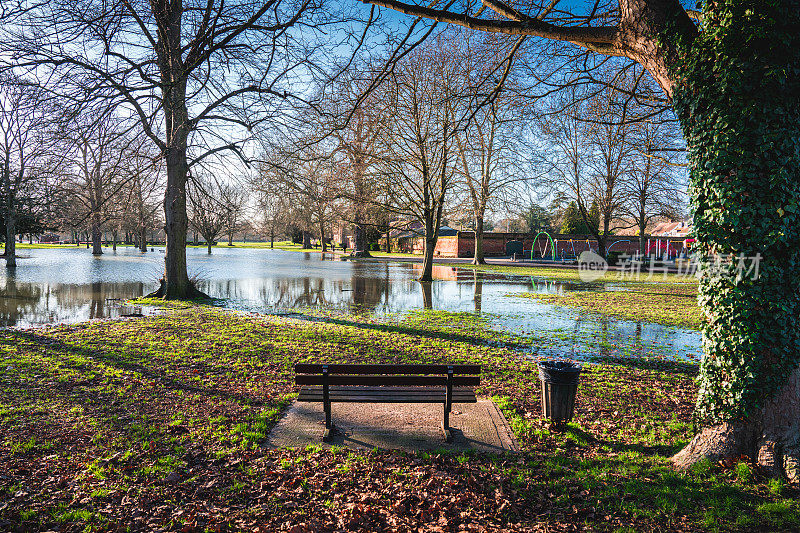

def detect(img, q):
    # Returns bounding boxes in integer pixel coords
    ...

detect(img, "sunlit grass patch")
[0,304,795,532]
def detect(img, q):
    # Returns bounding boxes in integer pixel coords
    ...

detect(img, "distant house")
[651,221,692,237]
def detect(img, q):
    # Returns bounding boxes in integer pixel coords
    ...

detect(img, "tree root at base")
[144,278,210,300]
[672,367,800,487]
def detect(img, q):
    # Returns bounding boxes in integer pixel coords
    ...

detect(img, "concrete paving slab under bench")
[265,399,519,453]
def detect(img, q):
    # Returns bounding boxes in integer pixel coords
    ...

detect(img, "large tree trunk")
[91,215,103,255]
[673,367,800,484]
[112,230,117,251]
[353,222,371,257]
[302,230,312,249]
[139,226,147,252]
[4,212,15,268]
[669,2,800,485]
[473,215,486,265]
[158,92,199,298]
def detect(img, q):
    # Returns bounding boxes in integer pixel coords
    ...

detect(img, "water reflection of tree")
[350,261,390,313]
[0,278,42,326]
[257,277,331,309]
[1,279,147,326]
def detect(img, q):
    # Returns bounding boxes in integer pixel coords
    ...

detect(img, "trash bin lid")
[537,360,582,384]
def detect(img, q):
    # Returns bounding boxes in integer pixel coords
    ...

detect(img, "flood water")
[1,246,702,362]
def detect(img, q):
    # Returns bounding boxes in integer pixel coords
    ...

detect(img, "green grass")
[0,305,795,531]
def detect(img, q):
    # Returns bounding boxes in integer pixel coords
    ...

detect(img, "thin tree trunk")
[473,215,486,265]
[420,236,437,282]
[473,270,482,313]
[638,210,647,257]
[319,218,327,252]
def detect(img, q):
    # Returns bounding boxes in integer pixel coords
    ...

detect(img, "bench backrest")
[294,363,480,387]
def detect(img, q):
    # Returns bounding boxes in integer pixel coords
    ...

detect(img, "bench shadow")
[266,401,518,454]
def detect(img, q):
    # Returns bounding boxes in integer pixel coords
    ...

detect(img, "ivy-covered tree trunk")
[670,2,800,485]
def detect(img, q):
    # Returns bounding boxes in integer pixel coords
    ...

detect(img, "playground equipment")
[646,238,684,259]
[530,231,557,260]
[607,240,631,253]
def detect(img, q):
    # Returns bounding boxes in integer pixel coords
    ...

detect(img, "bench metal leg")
[442,365,453,442]
[322,365,334,442]
[323,401,335,442]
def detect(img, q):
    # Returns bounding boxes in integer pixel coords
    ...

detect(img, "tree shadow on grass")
[285,312,534,355]
[590,355,699,376]
[1,330,270,406]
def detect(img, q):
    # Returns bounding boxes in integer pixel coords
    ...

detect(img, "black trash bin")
[538,360,582,425]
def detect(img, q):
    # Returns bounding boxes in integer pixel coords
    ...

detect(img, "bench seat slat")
[298,386,477,403]
[294,363,480,375]
[295,375,480,386]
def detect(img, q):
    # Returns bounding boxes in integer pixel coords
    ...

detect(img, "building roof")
[651,221,692,237]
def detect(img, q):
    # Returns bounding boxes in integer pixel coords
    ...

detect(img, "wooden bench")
[295,363,480,442]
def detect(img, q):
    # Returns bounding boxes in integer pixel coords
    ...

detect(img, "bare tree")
[327,68,391,257]
[455,94,535,264]
[9,0,361,297]
[620,119,686,255]
[0,75,54,267]
[188,176,229,254]
[374,38,467,281]
[538,92,598,241]
[584,86,635,257]
[256,189,291,248]
[122,160,163,252]
[221,184,248,246]
[60,115,145,255]
[259,148,340,252]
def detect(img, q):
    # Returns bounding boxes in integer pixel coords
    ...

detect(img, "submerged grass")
[445,262,699,284]
[0,305,795,532]
[515,282,702,330]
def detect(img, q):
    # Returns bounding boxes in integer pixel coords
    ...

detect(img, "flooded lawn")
[0,246,701,363]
